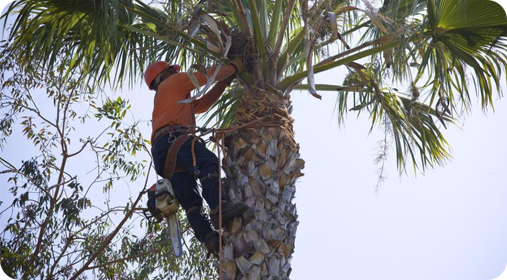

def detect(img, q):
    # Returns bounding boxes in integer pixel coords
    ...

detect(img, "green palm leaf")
[420,0,507,109]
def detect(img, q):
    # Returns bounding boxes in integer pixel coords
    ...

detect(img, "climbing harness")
[152,125,216,179]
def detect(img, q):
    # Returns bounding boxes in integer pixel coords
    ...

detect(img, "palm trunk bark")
[220,90,304,280]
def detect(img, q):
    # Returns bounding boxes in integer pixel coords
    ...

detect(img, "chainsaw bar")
[166,213,183,257]
[150,178,183,258]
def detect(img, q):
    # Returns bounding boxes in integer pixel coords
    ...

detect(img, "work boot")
[204,231,220,257]
[210,201,249,229]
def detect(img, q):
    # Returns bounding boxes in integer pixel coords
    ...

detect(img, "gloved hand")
[229,57,244,74]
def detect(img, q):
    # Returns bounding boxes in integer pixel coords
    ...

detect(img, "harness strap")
[163,133,192,180]
[186,206,201,215]
[153,125,194,145]
[191,137,200,176]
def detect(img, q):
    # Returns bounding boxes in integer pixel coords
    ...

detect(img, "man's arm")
[165,64,237,98]
[193,61,240,113]
[193,79,229,114]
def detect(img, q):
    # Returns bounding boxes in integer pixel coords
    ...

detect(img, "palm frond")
[295,83,454,172]
[2,0,224,90]
[418,0,507,111]
[4,0,140,89]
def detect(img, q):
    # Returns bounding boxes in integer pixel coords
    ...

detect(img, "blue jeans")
[152,133,220,241]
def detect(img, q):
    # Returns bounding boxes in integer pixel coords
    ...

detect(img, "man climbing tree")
[2,0,507,279]
[144,59,249,257]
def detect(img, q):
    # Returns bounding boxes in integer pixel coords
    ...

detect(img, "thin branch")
[68,139,91,158]
[69,161,152,280]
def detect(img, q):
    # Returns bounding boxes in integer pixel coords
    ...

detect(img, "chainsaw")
[143,178,183,257]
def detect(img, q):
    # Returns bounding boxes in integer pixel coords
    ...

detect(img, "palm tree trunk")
[220,90,304,280]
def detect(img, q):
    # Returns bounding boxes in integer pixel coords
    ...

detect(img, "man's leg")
[180,140,249,228]
[170,172,213,242]
[176,139,221,208]
[170,172,221,255]
[152,134,219,254]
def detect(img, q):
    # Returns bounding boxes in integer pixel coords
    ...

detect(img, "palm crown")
[4,0,507,173]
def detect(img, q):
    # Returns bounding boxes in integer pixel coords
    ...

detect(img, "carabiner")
[200,127,214,136]
[168,133,177,143]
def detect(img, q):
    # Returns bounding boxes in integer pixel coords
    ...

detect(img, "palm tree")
[2,0,507,279]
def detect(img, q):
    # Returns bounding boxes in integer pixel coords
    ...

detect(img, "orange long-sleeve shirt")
[151,64,236,142]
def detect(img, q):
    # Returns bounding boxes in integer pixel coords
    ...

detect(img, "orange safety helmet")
[144,61,181,90]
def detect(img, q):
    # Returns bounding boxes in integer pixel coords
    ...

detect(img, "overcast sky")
[290,78,507,280]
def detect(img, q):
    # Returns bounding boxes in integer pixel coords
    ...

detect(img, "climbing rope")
[216,132,224,280]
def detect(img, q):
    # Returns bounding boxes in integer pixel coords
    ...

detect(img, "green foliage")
[0,44,214,279]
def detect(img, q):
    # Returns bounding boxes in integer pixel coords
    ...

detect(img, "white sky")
[290,78,507,280]
[1,0,507,280]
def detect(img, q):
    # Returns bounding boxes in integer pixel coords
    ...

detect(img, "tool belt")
[145,125,205,224]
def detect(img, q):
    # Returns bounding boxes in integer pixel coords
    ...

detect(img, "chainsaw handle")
[143,208,162,224]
